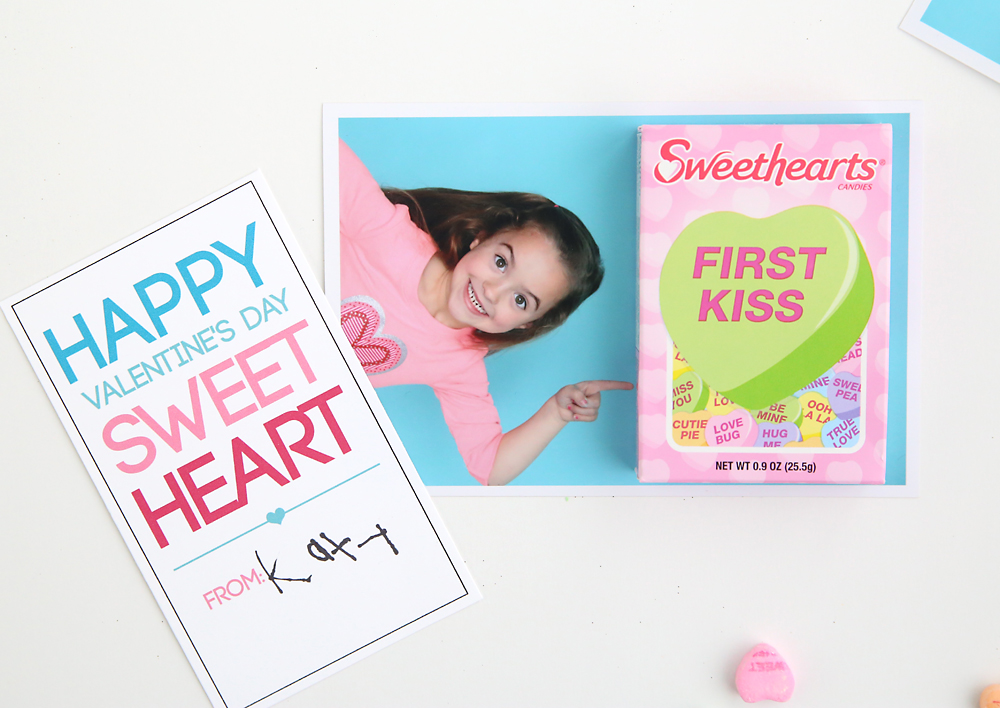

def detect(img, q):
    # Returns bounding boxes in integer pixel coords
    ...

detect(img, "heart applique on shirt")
[340,296,406,375]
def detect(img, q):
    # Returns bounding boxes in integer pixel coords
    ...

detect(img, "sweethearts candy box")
[637,124,892,484]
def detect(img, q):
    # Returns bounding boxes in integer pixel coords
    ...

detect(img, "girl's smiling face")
[447,227,571,334]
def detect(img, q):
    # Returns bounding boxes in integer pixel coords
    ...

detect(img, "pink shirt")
[338,139,502,484]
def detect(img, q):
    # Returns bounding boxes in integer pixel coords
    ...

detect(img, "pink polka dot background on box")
[637,123,892,484]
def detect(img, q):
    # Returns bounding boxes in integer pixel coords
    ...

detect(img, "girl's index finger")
[581,380,635,394]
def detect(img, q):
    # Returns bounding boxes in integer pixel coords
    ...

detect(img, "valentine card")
[638,124,893,483]
[2,174,479,707]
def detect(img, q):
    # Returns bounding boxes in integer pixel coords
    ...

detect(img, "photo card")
[323,102,920,497]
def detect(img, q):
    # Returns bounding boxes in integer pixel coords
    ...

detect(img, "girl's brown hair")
[384,187,604,351]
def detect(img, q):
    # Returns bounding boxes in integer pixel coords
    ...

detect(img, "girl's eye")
[494,254,507,271]
[514,294,526,310]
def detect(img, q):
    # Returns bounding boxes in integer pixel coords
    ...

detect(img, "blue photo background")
[339,114,909,486]
[921,0,1000,65]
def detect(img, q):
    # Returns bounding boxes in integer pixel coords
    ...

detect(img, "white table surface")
[2,1,997,706]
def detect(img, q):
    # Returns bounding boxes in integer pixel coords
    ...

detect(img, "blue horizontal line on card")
[172,463,381,571]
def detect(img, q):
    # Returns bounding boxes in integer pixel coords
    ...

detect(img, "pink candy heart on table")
[735,643,794,703]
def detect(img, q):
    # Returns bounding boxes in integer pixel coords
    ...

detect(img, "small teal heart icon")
[266,508,286,525]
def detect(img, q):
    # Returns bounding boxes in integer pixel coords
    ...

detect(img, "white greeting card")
[3,174,479,708]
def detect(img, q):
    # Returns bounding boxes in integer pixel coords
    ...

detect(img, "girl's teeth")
[468,282,485,314]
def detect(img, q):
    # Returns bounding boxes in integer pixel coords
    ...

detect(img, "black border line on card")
[11,178,469,708]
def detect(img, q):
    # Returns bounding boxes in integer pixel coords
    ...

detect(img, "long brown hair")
[384,187,604,351]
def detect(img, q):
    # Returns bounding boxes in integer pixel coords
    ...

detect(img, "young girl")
[339,139,631,486]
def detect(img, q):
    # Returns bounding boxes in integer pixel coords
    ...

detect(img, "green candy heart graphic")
[660,206,874,410]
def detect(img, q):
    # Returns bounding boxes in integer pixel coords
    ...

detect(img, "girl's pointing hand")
[489,380,635,486]
[554,380,634,423]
